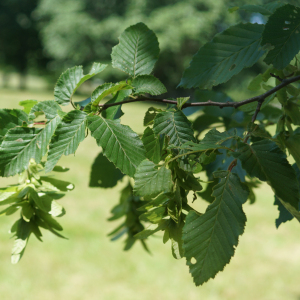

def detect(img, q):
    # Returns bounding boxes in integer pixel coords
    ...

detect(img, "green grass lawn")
[0,88,300,300]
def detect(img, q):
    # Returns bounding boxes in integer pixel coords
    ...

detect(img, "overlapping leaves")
[233,139,300,220]
[262,4,300,69]
[54,62,107,106]
[45,110,87,172]
[0,101,62,177]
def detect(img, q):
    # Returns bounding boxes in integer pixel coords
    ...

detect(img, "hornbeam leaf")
[132,75,167,95]
[11,219,31,264]
[87,115,146,177]
[233,139,300,219]
[153,110,195,147]
[262,4,300,69]
[0,109,28,142]
[179,23,265,89]
[284,133,300,168]
[91,82,130,107]
[134,220,169,239]
[45,110,87,173]
[274,195,293,228]
[0,105,61,176]
[133,159,173,198]
[89,152,124,188]
[177,97,190,110]
[240,2,284,15]
[182,172,249,286]
[102,89,132,120]
[181,128,237,152]
[142,127,163,164]
[19,100,38,114]
[54,62,107,106]
[29,100,63,121]
[111,22,159,77]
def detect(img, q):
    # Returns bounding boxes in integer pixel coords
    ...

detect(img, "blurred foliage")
[34,0,251,94]
[0,0,49,88]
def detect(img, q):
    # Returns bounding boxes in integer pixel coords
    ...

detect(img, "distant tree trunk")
[19,71,27,90]
[2,73,10,88]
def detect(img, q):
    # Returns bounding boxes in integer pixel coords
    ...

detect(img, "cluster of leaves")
[1,2,300,286]
[0,159,73,263]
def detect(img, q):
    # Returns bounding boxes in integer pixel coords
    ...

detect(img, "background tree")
[0,0,49,89]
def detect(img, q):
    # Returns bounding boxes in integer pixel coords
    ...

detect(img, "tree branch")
[98,74,300,110]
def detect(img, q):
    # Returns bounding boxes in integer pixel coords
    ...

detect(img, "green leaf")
[139,206,167,223]
[143,107,163,126]
[177,97,190,110]
[240,2,284,15]
[134,220,169,239]
[284,101,300,125]
[192,114,220,134]
[101,89,132,120]
[182,129,236,152]
[284,133,300,169]
[274,195,293,228]
[179,23,265,89]
[11,219,31,264]
[142,127,163,164]
[153,110,195,147]
[40,176,75,192]
[169,220,185,260]
[248,74,264,91]
[233,140,300,218]
[21,202,34,222]
[89,152,124,188]
[111,22,159,77]
[132,75,167,95]
[45,110,87,173]
[182,172,249,286]
[54,62,107,106]
[0,109,28,142]
[91,82,130,107]
[29,188,65,217]
[133,159,173,198]
[262,4,300,69]
[87,115,146,177]
[19,100,38,114]
[29,100,62,121]
[0,101,64,176]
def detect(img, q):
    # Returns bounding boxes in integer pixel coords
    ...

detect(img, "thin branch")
[97,74,300,110]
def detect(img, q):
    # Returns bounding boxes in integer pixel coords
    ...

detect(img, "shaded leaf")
[233,139,300,219]
[142,127,163,164]
[101,89,132,120]
[0,109,28,142]
[240,2,284,15]
[262,4,300,69]
[89,152,124,188]
[179,23,265,89]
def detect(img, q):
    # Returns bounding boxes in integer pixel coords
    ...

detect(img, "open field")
[0,88,300,300]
